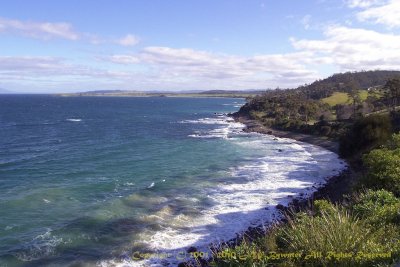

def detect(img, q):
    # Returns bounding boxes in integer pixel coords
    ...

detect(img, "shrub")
[352,189,400,225]
[363,146,400,196]
[313,199,336,216]
[339,114,392,158]
[320,125,332,136]
[276,205,396,266]
[210,238,272,267]
[386,133,400,149]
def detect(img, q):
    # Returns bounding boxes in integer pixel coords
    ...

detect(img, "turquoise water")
[0,96,345,267]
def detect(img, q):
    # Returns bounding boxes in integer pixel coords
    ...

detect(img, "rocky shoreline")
[233,115,356,201]
[236,116,339,154]
[179,115,355,267]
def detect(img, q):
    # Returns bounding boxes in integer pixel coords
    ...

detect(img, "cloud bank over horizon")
[0,0,400,93]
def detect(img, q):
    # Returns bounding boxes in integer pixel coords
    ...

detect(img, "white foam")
[179,117,233,125]
[5,225,14,231]
[184,116,245,139]
[66,118,82,122]
[100,115,347,267]
[13,229,66,262]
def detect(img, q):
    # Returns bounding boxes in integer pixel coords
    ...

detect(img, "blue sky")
[0,0,400,92]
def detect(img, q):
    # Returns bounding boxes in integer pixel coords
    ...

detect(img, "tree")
[336,104,353,120]
[383,78,400,112]
[339,114,392,157]
[299,102,319,123]
[363,134,400,196]
[346,81,362,118]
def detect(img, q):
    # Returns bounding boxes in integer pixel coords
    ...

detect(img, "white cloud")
[5,23,400,91]
[356,0,400,28]
[345,0,387,8]
[105,55,141,64]
[67,46,321,90]
[301,15,312,30]
[0,17,79,40]
[0,17,142,46]
[135,47,318,88]
[291,25,400,71]
[0,56,118,80]
[116,34,140,46]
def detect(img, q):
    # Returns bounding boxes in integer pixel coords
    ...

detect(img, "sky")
[1,0,400,93]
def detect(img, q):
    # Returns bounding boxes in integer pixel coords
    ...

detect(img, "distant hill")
[59,89,264,98]
[199,89,265,95]
[80,90,126,94]
[296,70,400,100]
[235,70,400,129]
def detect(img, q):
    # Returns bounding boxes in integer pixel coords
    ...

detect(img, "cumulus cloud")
[99,46,320,88]
[0,17,79,40]
[356,0,400,28]
[291,25,400,70]
[345,0,387,8]
[0,17,142,47]
[116,34,140,46]
[0,56,116,80]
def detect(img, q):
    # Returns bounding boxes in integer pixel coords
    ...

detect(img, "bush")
[352,189,400,225]
[210,238,273,267]
[313,199,336,216]
[362,136,400,196]
[339,114,392,158]
[277,208,363,266]
[276,205,396,266]
[320,125,332,136]
[387,133,400,149]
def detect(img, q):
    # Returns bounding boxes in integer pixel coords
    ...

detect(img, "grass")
[322,90,371,107]
[322,92,350,106]
[210,201,399,267]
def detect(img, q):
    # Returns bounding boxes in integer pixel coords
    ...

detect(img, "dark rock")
[276,204,285,210]
[187,246,197,253]
[198,258,208,266]
[267,131,273,134]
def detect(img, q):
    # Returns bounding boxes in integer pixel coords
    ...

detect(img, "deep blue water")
[0,95,345,267]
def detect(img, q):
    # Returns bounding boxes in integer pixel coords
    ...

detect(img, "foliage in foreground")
[362,133,400,196]
[210,199,400,267]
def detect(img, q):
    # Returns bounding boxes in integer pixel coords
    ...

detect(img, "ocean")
[0,95,346,266]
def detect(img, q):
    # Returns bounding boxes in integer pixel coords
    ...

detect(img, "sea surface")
[0,95,346,267]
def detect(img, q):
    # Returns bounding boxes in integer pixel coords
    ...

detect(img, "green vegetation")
[352,189,400,226]
[363,138,400,196]
[211,195,400,266]
[339,114,392,157]
[322,92,351,106]
[235,71,400,139]
[322,90,369,107]
[208,71,400,267]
